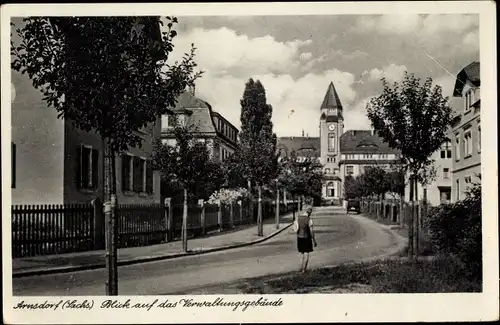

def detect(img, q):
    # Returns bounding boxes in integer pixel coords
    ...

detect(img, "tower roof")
[320,82,343,110]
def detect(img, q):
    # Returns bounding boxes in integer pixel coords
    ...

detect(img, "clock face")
[328,124,335,131]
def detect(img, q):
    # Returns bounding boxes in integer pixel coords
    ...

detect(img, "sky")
[164,14,479,137]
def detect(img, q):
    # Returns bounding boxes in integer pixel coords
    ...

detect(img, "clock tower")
[319,82,344,204]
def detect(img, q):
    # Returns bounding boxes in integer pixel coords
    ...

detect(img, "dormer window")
[465,89,475,111]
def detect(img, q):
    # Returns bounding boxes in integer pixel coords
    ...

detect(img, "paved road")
[12,206,401,296]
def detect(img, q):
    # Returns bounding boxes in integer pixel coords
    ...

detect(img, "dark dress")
[296,217,313,253]
[297,236,313,253]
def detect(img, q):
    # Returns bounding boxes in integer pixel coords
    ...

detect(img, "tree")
[344,175,364,199]
[232,79,279,236]
[151,123,223,252]
[278,151,324,218]
[11,16,201,295]
[366,71,453,258]
[385,169,406,200]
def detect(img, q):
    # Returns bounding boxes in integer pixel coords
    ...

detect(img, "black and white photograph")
[2,2,498,323]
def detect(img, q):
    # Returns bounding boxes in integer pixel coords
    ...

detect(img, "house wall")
[451,79,481,203]
[64,123,161,205]
[11,70,66,205]
[404,148,453,206]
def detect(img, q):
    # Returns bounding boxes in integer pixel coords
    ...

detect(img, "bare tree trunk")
[275,187,280,230]
[257,185,263,236]
[182,187,188,252]
[414,180,420,259]
[408,174,415,259]
[104,139,118,295]
[247,179,253,223]
[399,193,404,227]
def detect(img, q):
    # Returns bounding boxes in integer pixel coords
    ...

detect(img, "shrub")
[424,182,482,279]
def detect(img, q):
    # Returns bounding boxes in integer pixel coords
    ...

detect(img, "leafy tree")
[151,123,223,252]
[385,169,406,199]
[232,79,279,236]
[11,16,201,295]
[366,71,453,258]
[362,166,389,201]
[277,151,324,217]
[344,175,364,199]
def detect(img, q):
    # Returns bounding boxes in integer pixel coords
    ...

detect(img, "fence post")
[199,199,205,236]
[217,200,222,232]
[238,200,243,225]
[229,201,234,228]
[92,198,105,250]
[164,198,172,242]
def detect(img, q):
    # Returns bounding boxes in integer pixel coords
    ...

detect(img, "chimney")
[302,129,305,137]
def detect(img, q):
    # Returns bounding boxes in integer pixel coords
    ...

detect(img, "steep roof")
[277,137,320,158]
[168,91,217,134]
[339,130,399,154]
[173,91,212,110]
[453,61,480,97]
[320,82,343,111]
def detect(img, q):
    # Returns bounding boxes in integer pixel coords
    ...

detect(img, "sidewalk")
[12,212,294,277]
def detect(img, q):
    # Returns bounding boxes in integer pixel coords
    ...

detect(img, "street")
[13,206,402,296]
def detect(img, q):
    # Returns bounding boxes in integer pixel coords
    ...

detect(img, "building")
[277,82,401,205]
[10,17,162,205]
[403,138,453,206]
[160,87,239,163]
[318,82,344,204]
[450,61,481,202]
[338,130,400,198]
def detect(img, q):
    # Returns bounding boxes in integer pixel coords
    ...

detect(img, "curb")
[12,221,294,278]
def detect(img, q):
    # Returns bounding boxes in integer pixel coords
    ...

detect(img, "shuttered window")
[77,145,98,190]
[146,161,154,194]
[121,154,133,192]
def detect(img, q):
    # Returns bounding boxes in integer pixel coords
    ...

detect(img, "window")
[121,154,133,192]
[363,154,373,159]
[441,140,452,159]
[478,125,481,152]
[443,168,449,179]
[346,165,354,175]
[161,114,177,130]
[77,145,99,190]
[455,134,460,161]
[465,89,475,111]
[380,154,388,159]
[133,157,145,193]
[456,179,460,201]
[464,131,472,157]
[11,142,16,188]
[177,114,186,127]
[146,161,154,194]
[328,133,336,152]
[465,176,472,184]
[122,155,151,194]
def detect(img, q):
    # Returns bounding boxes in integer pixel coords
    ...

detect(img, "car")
[347,199,361,214]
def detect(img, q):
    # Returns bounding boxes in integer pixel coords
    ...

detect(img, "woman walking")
[293,205,317,273]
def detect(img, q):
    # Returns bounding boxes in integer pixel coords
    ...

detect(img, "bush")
[424,182,481,279]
